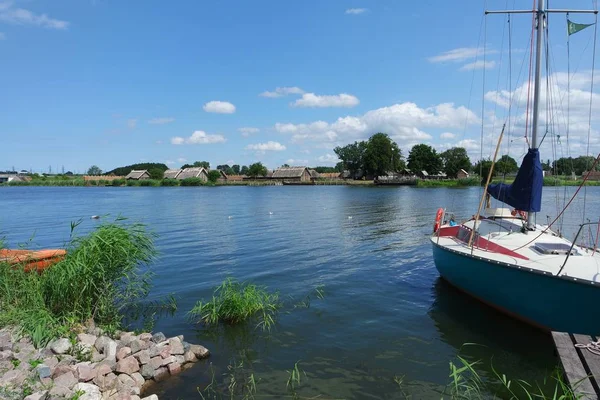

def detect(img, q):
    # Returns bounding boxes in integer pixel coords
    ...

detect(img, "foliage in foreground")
[0,221,157,346]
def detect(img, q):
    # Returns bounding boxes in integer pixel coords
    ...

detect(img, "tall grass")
[0,220,157,346]
[180,177,207,186]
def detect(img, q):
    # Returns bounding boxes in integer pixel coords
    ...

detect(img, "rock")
[167,362,181,375]
[73,382,102,400]
[54,370,78,389]
[94,336,110,353]
[153,367,169,382]
[104,340,118,362]
[0,369,26,386]
[24,391,48,400]
[95,363,113,377]
[140,364,155,379]
[49,385,73,399]
[151,332,166,343]
[168,337,184,355]
[177,334,184,342]
[141,396,158,400]
[50,338,72,355]
[56,354,76,366]
[115,356,139,375]
[116,347,131,361]
[52,364,75,378]
[77,363,96,382]
[182,341,191,352]
[128,339,144,354]
[0,332,12,351]
[148,344,163,359]
[0,360,14,372]
[77,333,97,348]
[0,349,13,360]
[117,373,136,390]
[130,372,144,387]
[138,333,152,341]
[160,355,176,367]
[159,345,171,359]
[91,348,105,363]
[93,372,117,391]
[149,356,162,370]
[36,363,51,379]
[43,356,59,369]
[189,344,210,359]
[183,350,197,363]
[174,355,185,365]
[134,349,150,365]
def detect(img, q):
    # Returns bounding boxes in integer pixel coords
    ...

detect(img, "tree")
[281,163,290,168]
[407,144,442,174]
[363,133,404,177]
[240,165,249,175]
[335,162,344,172]
[216,164,234,175]
[207,170,222,183]
[314,166,338,173]
[334,141,367,179]
[440,147,471,178]
[247,162,267,178]
[473,159,495,183]
[182,161,210,169]
[496,155,519,176]
[106,163,168,176]
[232,165,241,174]
[87,165,102,175]
[148,168,164,180]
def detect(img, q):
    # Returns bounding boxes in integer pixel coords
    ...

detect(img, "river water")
[1,185,598,399]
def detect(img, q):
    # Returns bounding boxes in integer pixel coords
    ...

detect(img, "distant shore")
[2,177,598,187]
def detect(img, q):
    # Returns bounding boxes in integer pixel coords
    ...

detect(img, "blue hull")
[432,243,600,335]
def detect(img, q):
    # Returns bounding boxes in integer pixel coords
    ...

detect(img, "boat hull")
[432,242,600,335]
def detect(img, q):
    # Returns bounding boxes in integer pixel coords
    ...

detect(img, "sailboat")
[431,0,600,335]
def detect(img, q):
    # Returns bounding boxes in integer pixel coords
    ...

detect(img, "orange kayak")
[0,249,66,272]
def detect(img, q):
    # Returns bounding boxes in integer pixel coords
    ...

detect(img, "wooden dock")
[552,331,600,399]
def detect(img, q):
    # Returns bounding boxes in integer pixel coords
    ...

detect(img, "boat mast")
[528,0,545,230]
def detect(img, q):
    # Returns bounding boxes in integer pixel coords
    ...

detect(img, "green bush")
[126,180,139,187]
[88,180,98,186]
[180,177,205,186]
[160,178,179,187]
[0,222,156,347]
[112,179,126,187]
[457,177,480,186]
[139,179,159,187]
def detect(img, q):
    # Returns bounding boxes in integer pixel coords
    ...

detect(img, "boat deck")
[552,331,600,399]
[433,217,600,284]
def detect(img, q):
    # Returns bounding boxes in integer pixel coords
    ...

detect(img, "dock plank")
[572,334,600,393]
[551,332,597,399]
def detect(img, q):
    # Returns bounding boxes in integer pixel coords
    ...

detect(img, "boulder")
[182,341,191,352]
[149,356,162,370]
[49,385,73,399]
[50,338,72,355]
[104,340,118,362]
[168,337,184,355]
[159,345,171,359]
[77,333,97,348]
[0,331,12,351]
[0,369,27,386]
[115,356,139,375]
[117,373,136,390]
[174,355,185,365]
[184,350,197,363]
[54,370,78,389]
[23,391,48,400]
[73,382,102,400]
[134,349,150,365]
[129,339,145,354]
[151,332,166,343]
[141,396,158,400]
[95,363,112,377]
[76,363,96,382]
[94,336,110,352]
[140,363,155,380]
[36,363,51,379]
[93,372,117,391]
[138,333,152,341]
[116,347,132,361]
[160,355,176,367]
[153,367,169,382]
[189,344,210,359]
[43,356,59,369]
[0,349,13,361]
[130,372,145,387]
[167,362,181,375]
[52,364,75,378]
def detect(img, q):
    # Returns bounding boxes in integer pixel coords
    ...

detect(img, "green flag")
[567,19,594,35]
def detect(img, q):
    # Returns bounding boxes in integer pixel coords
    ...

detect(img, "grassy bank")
[416,176,600,187]
[0,220,159,346]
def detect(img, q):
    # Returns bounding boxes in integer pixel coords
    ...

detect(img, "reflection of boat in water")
[0,249,66,272]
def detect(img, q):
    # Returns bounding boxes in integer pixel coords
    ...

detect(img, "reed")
[180,177,206,186]
[0,220,157,346]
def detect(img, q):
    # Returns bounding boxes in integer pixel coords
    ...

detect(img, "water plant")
[189,278,280,331]
[0,219,157,347]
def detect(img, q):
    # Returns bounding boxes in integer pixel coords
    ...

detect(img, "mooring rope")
[575,339,600,356]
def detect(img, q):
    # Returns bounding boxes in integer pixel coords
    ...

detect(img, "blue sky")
[1,0,598,173]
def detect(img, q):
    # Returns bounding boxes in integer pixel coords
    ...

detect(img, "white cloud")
[317,154,339,164]
[171,130,226,145]
[127,119,137,129]
[245,141,286,152]
[345,8,368,15]
[440,132,456,139]
[148,117,175,125]
[292,93,360,108]
[0,32,5,40]
[259,87,305,98]
[460,60,496,71]
[0,1,68,29]
[177,157,187,163]
[286,158,309,165]
[428,47,499,63]
[238,127,259,137]
[203,101,236,114]
[275,102,479,147]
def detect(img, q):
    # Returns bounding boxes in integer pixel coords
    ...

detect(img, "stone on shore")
[50,338,72,355]
[116,356,139,375]
[151,332,166,343]
[116,347,132,361]
[189,344,210,359]
[54,370,78,389]
[24,391,48,400]
[73,382,102,400]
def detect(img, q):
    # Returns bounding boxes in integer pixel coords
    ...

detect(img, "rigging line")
[508,14,513,161]
[524,0,537,149]
[480,12,487,184]
[510,153,600,253]
[582,14,598,227]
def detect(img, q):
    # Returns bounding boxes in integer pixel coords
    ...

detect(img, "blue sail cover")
[487,148,543,212]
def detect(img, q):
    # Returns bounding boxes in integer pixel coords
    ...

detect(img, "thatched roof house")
[272,167,311,182]
[227,175,245,181]
[178,167,208,181]
[309,169,319,179]
[216,170,228,181]
[125,170,150,180]
[319,172,341,180]
[163,169,182,179]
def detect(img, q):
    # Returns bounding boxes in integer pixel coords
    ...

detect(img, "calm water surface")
[2,186,599,399]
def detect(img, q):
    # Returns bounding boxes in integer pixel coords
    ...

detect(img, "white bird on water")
[348,216,353,219]
[228,216,232,219]
[91,215,100,219]
[269,211,273,215]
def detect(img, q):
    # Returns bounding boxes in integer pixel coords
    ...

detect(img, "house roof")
[178,167,207,179]
[420,171,429,177]
[319,172,340,179]
[309,169,319,178]
[459,169,469,175]
[227,175,245,181]
[163,169,182,179]
[272,167,309,178]
[125,170,149,179]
